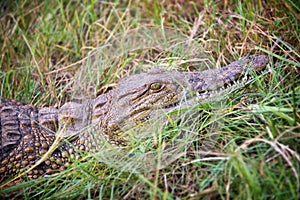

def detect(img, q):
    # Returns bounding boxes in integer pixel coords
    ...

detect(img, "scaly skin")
[0,55,268,184]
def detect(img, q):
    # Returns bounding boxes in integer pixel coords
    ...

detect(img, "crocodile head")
[102,55,268,140]
[106,69,189,129]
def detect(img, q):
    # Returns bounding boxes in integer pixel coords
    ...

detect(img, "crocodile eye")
[150,82,163,91]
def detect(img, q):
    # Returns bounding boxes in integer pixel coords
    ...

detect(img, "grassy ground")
[0,0,299,199]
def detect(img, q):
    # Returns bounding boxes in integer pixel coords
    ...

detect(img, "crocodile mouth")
[196,73,252,100]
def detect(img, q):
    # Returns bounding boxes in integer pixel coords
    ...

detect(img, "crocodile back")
[0,98,57,182]
[0,98,29,154]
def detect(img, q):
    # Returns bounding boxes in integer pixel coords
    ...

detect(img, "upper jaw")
[184,55,268,97]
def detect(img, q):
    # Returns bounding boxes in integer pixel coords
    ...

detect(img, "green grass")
[0,0,299,199]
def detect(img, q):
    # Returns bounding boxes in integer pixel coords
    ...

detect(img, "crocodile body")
[0,55,268,183]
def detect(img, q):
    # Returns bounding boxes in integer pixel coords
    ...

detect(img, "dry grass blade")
[0,0,299,199]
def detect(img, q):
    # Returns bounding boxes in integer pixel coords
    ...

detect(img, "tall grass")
[0,0,299,199]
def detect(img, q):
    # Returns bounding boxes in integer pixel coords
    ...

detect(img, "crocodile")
[0,55,268,184]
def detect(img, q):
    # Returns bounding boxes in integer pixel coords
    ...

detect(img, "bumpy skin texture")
[0,55,268,184]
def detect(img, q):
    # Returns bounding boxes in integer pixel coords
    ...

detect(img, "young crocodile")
[0,55,268,183]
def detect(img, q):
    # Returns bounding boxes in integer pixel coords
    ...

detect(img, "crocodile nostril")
[197,90,207,94]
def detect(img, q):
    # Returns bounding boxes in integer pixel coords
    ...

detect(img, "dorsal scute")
[0,103,37,152]
[0,98,25,107]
